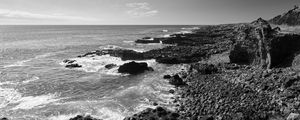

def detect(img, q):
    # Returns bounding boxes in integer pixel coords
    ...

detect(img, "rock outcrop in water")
[269,5,300,26]
[118,61,153,74]
[69,115,103,120]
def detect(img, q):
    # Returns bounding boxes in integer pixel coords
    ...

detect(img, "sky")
[0,0,299,25]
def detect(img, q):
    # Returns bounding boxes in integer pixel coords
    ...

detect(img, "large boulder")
[118,61,153,74]
[229,18,275,68]
[228,18,300,68]
[169,74,186,86]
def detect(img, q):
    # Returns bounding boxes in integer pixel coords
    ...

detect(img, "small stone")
[169,89,175,94]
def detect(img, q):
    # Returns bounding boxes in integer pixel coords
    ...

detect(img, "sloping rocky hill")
[269,5,300,26]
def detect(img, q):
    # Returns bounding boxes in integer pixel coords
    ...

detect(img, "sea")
[0,25,197,120]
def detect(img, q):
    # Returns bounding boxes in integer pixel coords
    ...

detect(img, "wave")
[22,76,39,84]
[3,59,31,68]
[11,93,61,110]
[99,45,145,53]
[3,52,58,68]
[122,41,134,43]
[0,88,22,108]
[175,30,193,34]
[96,107,125,120]
[181,27,200,30]
[51,99,127,120]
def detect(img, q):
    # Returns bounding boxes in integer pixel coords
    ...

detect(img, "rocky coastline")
[3,17,300,120]
[60,18,300,120]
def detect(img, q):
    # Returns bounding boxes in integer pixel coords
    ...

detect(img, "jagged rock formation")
[229,18,300,68]
[269,5,300,26]
[230,18,276,69]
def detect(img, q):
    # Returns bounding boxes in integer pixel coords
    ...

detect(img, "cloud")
[0,9,97,21]
[126,2,158,17]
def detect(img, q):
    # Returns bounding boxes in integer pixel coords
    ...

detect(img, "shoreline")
[2,18,300,120]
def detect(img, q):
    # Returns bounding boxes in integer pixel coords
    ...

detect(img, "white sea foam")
[99,45,123,50]
[134,103,156,112]
[3,52,57,68]
[48,113,81,120]
[0,88,22,108]
[99,45,145,53]
[181,27,200,30]
[3,59,31,68]
[122,41,134,43]
[162,34,171,38]
[0,81,17,86]
[22,76,39,84]
[97,107,125,120]
[11,93,61,110]
[175,30,193,34]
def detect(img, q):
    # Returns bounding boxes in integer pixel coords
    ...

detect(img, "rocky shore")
[3,17,299,120]
[121,18,300,120]
[58,18,300,120]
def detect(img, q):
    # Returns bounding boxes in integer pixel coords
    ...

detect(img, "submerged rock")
[69,115,103,120]
[65,63,82,68]
[118,61,153,74]
[135,37,161,44]
[105,64,117,69]
[123,107,180,120]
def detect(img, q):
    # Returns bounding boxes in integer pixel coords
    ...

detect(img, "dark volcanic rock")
[229,18,275,68]
[269,5,300,26]
[63,59,76,64]
[105,64,117,69]
[269,34,300,67]
[65,63,82,68]
[69,115,102,120]
[163,75,172,79]
[1,118,8,120]
[169,74,186,86]
[229,18,300,68]
[190,63,218,74]
[123,107,180,120]
[81,49,146,61]
[118,61,152,74]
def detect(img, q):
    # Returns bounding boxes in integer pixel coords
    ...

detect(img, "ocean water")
[0,25,195,120]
